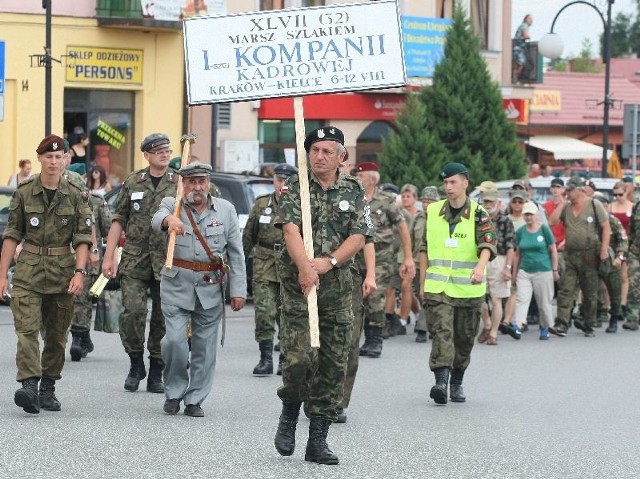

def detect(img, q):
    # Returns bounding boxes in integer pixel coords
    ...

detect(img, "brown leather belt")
[23,243,72,256]
[172,258,220,272]
[258,241,282,251]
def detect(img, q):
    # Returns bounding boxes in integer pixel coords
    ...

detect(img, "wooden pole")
[165,133,196,270]
[293,97,320,349]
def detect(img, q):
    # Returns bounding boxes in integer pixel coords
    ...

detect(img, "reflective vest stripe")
[426,273,486,285]
[429,259,478,269]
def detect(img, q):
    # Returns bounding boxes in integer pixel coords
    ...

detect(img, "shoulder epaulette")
[16,176,35,188]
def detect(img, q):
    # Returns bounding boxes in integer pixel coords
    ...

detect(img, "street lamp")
[538,0,614,178]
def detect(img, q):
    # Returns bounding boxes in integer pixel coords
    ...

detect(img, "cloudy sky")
[512,0,637,58]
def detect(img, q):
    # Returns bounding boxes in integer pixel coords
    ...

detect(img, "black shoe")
[430,367,449,405]
[506,323,522,340]
[335,407,347,424]
[449,370,466,403]
[549,324,567,337]
[146,357,165,393]
[273,342,280,352]
[363,327,383,358]
[184,404,204,417]
[606,316,620,333]
[305,418,339,465]
[253,341,274,375]
[38,377,61,411]
[163,399,180,415]
[415,331,427,343]
[275,402,301,456]
[14,378,40,414]
[584,327,595,338]
[124,353,146,392]
[498,322,510,335]
[573,318,586,331]
[520,324,529,333]
[80,330,94,357]
[70,331,84,362]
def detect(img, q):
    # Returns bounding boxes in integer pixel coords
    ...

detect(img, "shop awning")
[526,135,612,160]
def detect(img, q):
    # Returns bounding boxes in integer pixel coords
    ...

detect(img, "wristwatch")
[74,268,88,276]
[329,256,338,268]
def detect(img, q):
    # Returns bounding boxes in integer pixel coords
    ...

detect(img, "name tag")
[131,192,144,201]
[445,238,458,248]
[259,215,271,224]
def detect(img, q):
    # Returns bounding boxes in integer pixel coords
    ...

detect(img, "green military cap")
[420,186,439,201]
[439,162,468,180]
[178,162,212,178]
[482,189,499,201]
[68,163,86,175]
[565,176,585,190]
[63,139,70,153]
[169,157,182,170]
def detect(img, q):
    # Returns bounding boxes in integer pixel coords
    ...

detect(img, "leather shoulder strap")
[184,207,219,264]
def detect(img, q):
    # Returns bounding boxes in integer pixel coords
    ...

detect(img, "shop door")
[64,89,135,184]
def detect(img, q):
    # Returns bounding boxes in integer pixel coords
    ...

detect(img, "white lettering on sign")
[183,0,405,104]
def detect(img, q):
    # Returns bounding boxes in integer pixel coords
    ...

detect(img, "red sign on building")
[503,98,529,124]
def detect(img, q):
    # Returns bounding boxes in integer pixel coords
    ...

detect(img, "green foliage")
[571,39,603,73]
[608,5,640,58]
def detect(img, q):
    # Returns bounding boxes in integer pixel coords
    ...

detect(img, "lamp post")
[538,0,614,178]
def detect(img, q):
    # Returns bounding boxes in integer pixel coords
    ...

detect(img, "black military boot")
[70,330,84,362]
[80,330,94,357]
[391,315,407,336]
[14,377,40,414]
[253,341,274,375]
[274,402,302,456]
[305,417,339,465]
[364,326,383,358]
[606,315,621,333]
[430,367,450,405]
[359,325,373,356]
[450,369,466,403]
[277,353,284,376]
[39,377,61,411]
[124,353,146,392]
[147,356,165,393]
[386,314,397,338]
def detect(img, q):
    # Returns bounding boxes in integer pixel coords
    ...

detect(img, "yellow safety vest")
[424,200,486,298]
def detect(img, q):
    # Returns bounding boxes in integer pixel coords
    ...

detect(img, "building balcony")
[512,41,543,85]
[96,0,181,31]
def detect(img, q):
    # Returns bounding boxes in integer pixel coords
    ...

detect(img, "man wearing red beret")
[0,134,93,414]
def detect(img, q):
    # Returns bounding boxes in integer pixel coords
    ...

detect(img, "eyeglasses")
[511,199,524,204]
[613,193,624,197]
[149,149,173,156]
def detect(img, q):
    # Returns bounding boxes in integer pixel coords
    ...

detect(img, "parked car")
[0,186,16,253]
[104,171,275,298]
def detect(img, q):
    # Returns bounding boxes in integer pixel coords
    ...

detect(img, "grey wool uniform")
[152,194,246,407]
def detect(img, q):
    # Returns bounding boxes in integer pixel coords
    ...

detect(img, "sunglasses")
[613,193,624,197]
[511,199,524,204]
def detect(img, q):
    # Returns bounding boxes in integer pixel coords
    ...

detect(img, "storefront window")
[259,119,323,163]
[64,89,134,185]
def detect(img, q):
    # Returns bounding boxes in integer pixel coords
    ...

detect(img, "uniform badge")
[61,218,69,226]
[168,172,173,181]
[85,218,92,227]
[264,207,272,215]
[317,129,325,139]
[30,217,39,227]
[537,235,544,242]
[339,200,349,211]
[587,216,593,223]
[133,202,140,211]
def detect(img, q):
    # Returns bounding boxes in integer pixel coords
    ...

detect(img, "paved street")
[0,302,639,478]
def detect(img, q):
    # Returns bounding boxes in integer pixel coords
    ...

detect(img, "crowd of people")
[4,129,640,467]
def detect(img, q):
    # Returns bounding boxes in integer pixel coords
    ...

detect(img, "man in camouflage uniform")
[0,134,92,414]
[273,126,371,465]
[102,133,178,393]
[549,176,611,337]
[242,162,298,376]
[419,163,496,405]
[623,198,640,331]
[356,162,414,358]
[69,192,111,361]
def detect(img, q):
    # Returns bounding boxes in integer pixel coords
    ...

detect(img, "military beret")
[356,162,379,173]
[274,163,298,178]
[439,162,468,180]
[178,162,212,178]
[565,176,585,190]
[68,163,86,175]
[304,126,345,152]
[141,133,170,152]
[420,186,440,201]
[36,134,65,155]
[550,178,564,187]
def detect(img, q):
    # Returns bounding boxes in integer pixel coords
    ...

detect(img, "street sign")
[0,41,5,95]
[623,103,640,159]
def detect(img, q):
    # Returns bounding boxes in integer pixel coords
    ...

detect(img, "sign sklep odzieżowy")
[183,0,406,104]
[66,46,143,84]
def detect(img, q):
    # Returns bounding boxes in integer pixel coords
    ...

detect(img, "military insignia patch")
[483,233,495,243]
[317,129,326,139]
[133,203,140,211]
[339,200,349,211]
[30,217,39,227]
[264,207,272,215]
[61,218,69,226]
[85,218,92,227]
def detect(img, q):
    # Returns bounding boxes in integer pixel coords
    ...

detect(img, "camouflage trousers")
[363,255,395,328]
[341,268,364,409]
[424,293,482,372]
[11,287,74,382]
[598,265,622,317]
[556,249,599,329]
[71,273,98,331]
[277,266,353,422]
[252,278,281,343]
[120,276,165,358]
[626,252,640,319]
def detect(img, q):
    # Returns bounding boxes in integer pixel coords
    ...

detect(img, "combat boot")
[390,315,407,336]
[274,402,301,456]
[80,330,94,357]
[124,353,146,392]
[386,314,398,338]
[364,326,383,358]
[430,367,450,405]
[253,341,274,375]
[359,325,373,356]
[14,377,40,414]
[606,315,621,333]
[450,369,466,403]
[39,377,61,411]
[147,356,165,393]
[305,417,339,465]
[277,353,284,376]
[69,330,84,362]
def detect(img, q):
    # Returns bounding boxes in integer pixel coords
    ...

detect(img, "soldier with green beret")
[0,134,93,414]
[102,132,178,394]
[419,162,496,405]
[242,162,298,376]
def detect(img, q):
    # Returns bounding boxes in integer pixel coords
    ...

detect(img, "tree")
[571,39,603,73]
[416,7,524,185]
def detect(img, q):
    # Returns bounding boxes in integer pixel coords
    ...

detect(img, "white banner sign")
[183,0,406,104]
